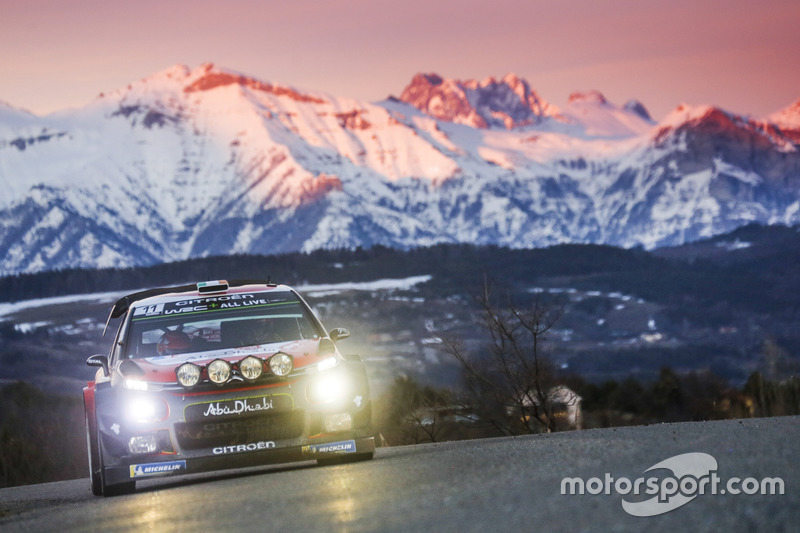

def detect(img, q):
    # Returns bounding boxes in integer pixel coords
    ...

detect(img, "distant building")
[513,385,583,430]
[547,386,583,430]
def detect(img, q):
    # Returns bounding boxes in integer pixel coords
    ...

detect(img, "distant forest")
[2,227,800,327]
[5,244,659,301]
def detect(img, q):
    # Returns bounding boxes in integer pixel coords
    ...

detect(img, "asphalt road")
[1,416,797,532]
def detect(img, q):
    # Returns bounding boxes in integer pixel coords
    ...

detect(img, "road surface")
[1,416,797,532]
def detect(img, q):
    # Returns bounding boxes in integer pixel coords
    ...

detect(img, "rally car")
[84,280,375,496]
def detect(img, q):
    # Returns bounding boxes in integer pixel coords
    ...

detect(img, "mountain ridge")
[0,63,798,274]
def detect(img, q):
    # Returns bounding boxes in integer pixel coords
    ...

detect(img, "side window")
[295,315,319,340]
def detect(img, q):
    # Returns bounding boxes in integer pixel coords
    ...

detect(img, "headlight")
[308,373,349,404]
[176,363,201,388]
[269,353,293,376]
[128,435,158,454]
[324,413,353,432]
[208,359,232,384]
[125,396,168,423]
[124,378,149,391]
[239,356,263,381]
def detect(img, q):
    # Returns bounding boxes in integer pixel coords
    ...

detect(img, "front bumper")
[103,436,376,486]
[92,363,374,486]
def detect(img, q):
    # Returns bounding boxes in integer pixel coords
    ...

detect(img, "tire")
[86,412,135,496]
[85,413,103,496]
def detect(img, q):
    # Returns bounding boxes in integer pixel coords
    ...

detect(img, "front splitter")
[102,436,376,487]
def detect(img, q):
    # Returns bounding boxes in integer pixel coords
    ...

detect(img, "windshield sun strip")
[130,300,299,322]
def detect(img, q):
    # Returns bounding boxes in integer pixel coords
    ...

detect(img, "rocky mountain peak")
[770,98,800,132]
[399,72,558,129]
[180,64,327,104]
[568,91,608,105]
[623,100,652,121]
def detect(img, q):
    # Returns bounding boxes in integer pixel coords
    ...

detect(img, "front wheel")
[86,412,135,496]
[85,413,103,496]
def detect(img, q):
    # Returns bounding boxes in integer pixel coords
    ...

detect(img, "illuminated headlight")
[317,357,338,372]
[128,435,158,454]
[324,413,353,432]
[208,360,232,384]
[308,373,349,404]
[125,396,168,423]
[124,379,148,391]
[123,379,164,392]
[176,363,201,388]
[269,353,293,376]
[239,356,263,381]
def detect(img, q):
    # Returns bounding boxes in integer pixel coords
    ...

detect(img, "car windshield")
[124,290,320,359]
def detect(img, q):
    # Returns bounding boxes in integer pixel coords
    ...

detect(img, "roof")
[107,279,280,319]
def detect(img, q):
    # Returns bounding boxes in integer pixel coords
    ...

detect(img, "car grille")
[175,411,305,450]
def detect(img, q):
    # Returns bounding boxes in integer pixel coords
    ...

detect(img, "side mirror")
[86,354,110,377]
[329,328,350,343]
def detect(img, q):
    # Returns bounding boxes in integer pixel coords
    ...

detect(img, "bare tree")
[402,393,448,444]
[436,281,573,434]
[378,376,455,445]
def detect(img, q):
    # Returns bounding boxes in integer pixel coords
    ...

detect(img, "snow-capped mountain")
[0,63,798,274]
[768,98,800,143]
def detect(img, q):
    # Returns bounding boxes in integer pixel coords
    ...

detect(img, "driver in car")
[156,330,192,355]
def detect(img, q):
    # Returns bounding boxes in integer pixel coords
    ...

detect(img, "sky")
[2,0,799,121]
